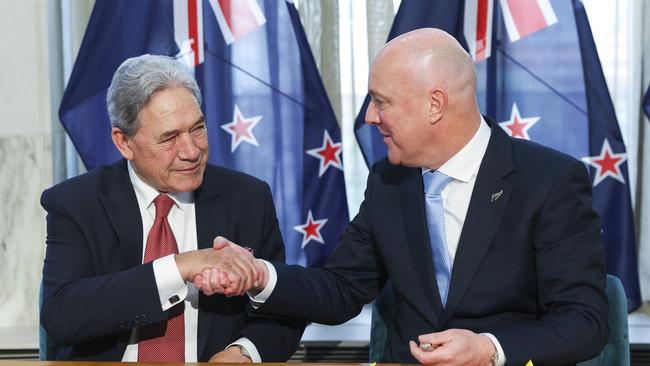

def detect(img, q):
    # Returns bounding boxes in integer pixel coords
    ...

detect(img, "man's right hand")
[189,237,270,296]
[174,236,259,297]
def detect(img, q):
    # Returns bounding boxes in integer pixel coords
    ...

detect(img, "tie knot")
[153,194,175,218]
[423,170,452,196]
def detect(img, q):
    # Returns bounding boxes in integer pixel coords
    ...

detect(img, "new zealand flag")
[59,0,348,267]
[354,0,640,311]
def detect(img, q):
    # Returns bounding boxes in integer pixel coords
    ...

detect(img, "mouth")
[175,164,201,174]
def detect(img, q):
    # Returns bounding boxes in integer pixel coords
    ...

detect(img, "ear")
[111,127,134,160]
[428,88,447,124]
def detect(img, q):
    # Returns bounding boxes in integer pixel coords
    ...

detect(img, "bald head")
[365,28,482,169]
[373,28,476,103]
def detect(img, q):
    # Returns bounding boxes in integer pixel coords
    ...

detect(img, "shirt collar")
[422,116,491,183]
[127,161,194,214]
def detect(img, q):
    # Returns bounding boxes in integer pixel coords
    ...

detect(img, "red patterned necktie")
[138,194,185,362]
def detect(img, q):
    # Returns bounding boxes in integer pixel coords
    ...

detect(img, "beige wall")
[0,0,53,348]
[0,0,93,349]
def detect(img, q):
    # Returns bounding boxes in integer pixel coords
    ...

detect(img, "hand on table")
[409,329,496,366]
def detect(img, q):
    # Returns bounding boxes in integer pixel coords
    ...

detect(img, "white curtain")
[296,0,396,218]
[54,0,93,182]
[297,0,342,123]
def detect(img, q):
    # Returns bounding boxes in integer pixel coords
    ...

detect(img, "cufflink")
[169,295,180,304]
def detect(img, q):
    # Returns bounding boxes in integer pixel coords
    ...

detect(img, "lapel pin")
[490,190,503,202]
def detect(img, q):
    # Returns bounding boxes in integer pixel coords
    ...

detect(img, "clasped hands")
[175,236,267,297]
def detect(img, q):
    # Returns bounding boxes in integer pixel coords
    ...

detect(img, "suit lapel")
[440,122,514,325]
[194,168,228,359]
[99,160,143,271]
[400,168,444,323]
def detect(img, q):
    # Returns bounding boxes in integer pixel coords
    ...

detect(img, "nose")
[365,100,380,125]
[177,133,200,161]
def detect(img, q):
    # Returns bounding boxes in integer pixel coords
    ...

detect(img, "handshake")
[174,236,269,297]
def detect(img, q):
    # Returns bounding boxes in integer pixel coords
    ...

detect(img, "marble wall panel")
[0,135,51,347]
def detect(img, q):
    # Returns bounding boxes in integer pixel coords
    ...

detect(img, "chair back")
[578,274,630,366]
[39,282,55,360]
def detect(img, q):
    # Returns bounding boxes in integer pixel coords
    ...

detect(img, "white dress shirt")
[421,117,505,366]
[421,116,490,263]
[122,162,260,362]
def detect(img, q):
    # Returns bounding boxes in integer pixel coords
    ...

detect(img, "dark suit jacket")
[40,160,303,361]
[260,121,608,365]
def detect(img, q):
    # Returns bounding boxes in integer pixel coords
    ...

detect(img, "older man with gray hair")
[40,54,302,362]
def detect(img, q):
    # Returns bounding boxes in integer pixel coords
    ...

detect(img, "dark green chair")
[370,275,629,365]
[577,275,629,366]
[39,282,56,360]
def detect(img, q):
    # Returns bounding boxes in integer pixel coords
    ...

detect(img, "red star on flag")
[221,105,262,153]
[581,139,627,187]
[306,130,343,177]
[293,210,328,249]
[498,103,540,140]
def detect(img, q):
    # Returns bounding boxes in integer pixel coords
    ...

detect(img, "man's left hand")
[409,329,495,366]
[209,346,252,363]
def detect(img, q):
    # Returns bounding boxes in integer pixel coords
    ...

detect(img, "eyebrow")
[369,90,388,102]
[159,116,205,140]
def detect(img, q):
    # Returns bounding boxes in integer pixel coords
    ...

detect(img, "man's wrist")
[229,345,252,362]
[248,259,277,308]
[254,258,269,290]
[228,337,261,362]
[173,252,189,281]
[489,348,498,366]
[480,333,505,366]
[483,336,497,366]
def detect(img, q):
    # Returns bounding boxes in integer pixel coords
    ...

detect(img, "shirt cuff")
[248,260,277,309]
[152,254,187,311]
[481,333,506,366]
[229,337,262,362]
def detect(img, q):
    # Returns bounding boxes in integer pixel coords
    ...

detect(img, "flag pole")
[485,0,499,119]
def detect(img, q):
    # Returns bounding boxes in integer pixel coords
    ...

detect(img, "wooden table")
[0,362,408,366]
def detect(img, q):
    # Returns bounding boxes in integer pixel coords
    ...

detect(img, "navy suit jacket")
[260,121,608,365]
[40,160,302,361]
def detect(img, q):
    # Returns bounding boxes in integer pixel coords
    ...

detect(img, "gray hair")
[106,54,202,137]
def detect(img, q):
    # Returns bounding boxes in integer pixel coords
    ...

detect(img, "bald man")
[197,28,608,366]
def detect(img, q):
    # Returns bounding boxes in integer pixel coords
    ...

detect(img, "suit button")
[134,315,141,324]
[141,314,148,323]
[119,321,126,329]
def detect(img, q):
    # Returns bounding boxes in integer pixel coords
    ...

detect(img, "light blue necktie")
[423,170,453,307]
